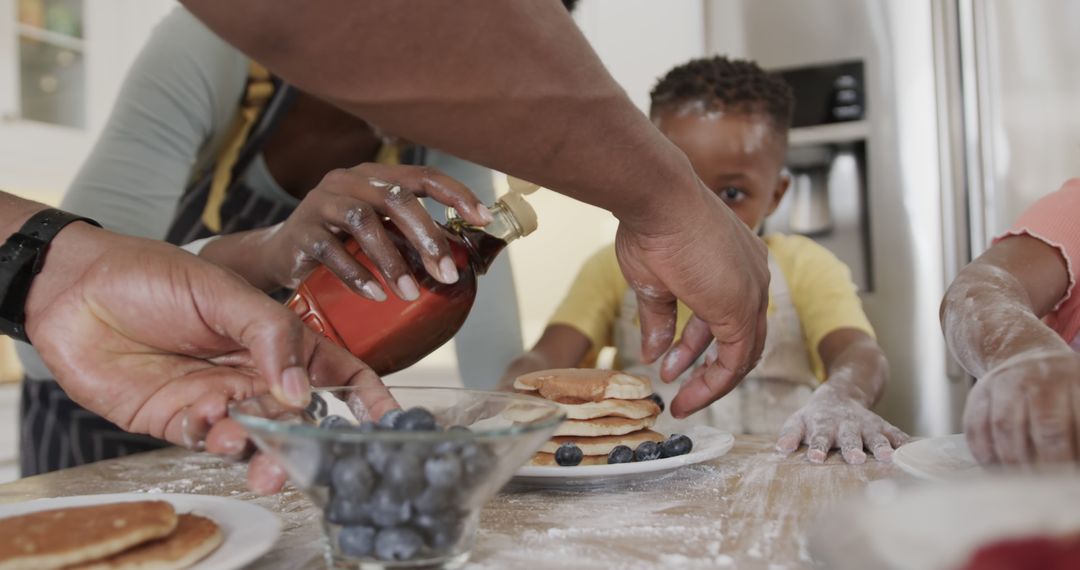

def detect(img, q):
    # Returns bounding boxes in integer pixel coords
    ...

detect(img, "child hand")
[964,350,1080,465]
[776,383,909,464]
[259,163,492,299]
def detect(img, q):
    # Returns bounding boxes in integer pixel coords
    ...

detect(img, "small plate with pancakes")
[509,369,735,487]
[0,493,280,570]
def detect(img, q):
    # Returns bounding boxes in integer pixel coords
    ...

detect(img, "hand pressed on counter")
[199,162,492,300]
[964,351,1080,464]
[775,329,908,464]
[616,182,770,420]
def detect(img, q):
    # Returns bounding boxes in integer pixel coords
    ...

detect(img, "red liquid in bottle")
[287,222,509,376]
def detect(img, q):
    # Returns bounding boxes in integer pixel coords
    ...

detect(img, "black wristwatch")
[0,208,101,343]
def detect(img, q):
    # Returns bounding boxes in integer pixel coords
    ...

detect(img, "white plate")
[892,434,983,480]
[0,493,280,569]
[810,475,1080,570]
[512,425,734,487]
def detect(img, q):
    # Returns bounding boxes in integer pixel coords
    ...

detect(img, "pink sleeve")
[993,178,1080,344]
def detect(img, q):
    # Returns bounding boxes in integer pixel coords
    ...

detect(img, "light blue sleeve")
[59,7,247,239]
[422,150,524,389]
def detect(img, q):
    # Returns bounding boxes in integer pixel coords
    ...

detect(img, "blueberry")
[367,486,412,528]
[414,511,465,552]
[396,407,438,431]
[331,456,375,499]
[320,415,352,430]
[327,493,370,525]
[433,440,461,455]
[378,408,404,430]
[555,442,583,466]
[412,485,455,515]
[460,443,493,482]
[660,434,693,458]
[607,445,633,464]
[424,517,465,553]
[365,440,395,473]
[424,454,463,488]
[374,527,424,561]
[382,452,425,498]
[646,393,665,413]
[634,441,662,462]
[338,525,376,557]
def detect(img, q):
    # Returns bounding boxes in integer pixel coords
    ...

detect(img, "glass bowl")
[231,386,564,569]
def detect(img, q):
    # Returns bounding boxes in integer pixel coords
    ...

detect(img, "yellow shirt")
[548,234,875,381]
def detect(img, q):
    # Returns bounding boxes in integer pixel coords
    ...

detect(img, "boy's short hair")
[650,55,794,134]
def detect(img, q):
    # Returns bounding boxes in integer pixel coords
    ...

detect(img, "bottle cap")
[507,176,541,196]
[499,192,538,237]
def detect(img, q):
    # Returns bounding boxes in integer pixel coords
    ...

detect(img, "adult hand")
[248,163,492,299]
[614,183,769,419]
[964,350,1080,465]
[776,383,909,464]
[23,222,396,487]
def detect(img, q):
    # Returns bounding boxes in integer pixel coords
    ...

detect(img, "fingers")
[248,452,289,495]
[206,417,254,460]
[376,184,460,285]
[321,194,421,301]
[669,363,739,419]
[837,421,866,465]
[307,338,397,419]
[635,291,679,366]
[1027,379,1077,463]
[990,381,1033,465]
[806,430,832,464]
[712,308,767,381]
[775,415,806,455]
[964,384,997,464]
[362,163,491,227]
[299,222,385,301]
[865,433,895,462]
[660,316,712,382]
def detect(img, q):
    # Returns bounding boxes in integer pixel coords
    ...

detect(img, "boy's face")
[653,107,790,232]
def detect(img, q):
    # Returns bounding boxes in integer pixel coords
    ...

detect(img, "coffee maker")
[764,61,871,292]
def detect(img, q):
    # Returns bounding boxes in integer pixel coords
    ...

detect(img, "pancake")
[539,429,665,456]
[504,397,660,422]
[530,452,609,466]
[72,514,223,570]
[514,369,652,402]
[552,415,657,437]
[0,501,177,570]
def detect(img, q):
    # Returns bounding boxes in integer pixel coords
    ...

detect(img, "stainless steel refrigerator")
[705,0,1080,435]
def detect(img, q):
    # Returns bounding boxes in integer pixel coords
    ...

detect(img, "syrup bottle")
[287,181,538,376]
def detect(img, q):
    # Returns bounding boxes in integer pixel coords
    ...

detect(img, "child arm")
[942,233,1078,465]
[499,325,593,389]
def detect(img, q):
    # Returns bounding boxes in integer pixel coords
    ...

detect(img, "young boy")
[502,56,907,464]
[942,178,1080,465]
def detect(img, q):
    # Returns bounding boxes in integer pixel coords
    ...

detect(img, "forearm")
[0,193,46,238]
[198,228,280,292]
[820,335,887,408]
[942,263,1069,377]
[180,0,700,230]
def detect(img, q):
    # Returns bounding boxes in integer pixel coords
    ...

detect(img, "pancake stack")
[0,501,222,570]
[511,369,664,466]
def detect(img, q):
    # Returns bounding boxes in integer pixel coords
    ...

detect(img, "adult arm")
[180,0,771,418]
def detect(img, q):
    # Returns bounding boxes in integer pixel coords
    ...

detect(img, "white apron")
[614,254,816,435]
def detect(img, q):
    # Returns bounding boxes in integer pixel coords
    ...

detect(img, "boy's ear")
[767,171,792,216]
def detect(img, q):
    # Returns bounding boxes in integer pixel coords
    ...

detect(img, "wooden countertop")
[0,436,905,568]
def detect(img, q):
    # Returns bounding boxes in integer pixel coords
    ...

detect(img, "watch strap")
[0,209,101,343]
